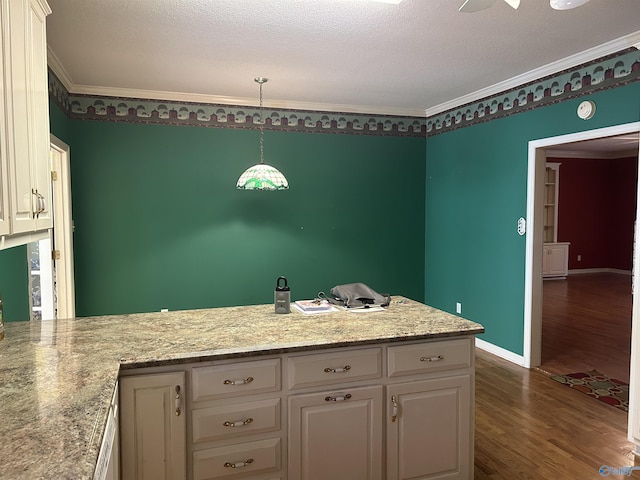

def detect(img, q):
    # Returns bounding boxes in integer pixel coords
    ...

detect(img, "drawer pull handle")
[391,395,398,422]
[223,418,254,427]
[174,385,182,416]
[420,355,444,362]
[32,189,46,218]
[224,458,254,469]
[325,393,352,402]
[324,365,351,373]
[223,376,254,385]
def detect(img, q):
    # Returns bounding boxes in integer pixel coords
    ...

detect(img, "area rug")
[550,370,629,412]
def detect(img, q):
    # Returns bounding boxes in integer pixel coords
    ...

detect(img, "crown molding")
[46,48,425,118]
[37,0,51,15]
[47,47,74,92]
[425,30,640,117]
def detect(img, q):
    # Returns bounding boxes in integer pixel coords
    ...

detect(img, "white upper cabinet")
[0,11,10,237]
[1,0,52,237]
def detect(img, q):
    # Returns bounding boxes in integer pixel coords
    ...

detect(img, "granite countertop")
[0,297,483,479]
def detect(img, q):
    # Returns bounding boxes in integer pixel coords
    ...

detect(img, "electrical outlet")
[161,308,169,312]
[577,254,582,262]
[456,302,462,314]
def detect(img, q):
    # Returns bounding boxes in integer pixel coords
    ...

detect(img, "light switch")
[517,217,526,236]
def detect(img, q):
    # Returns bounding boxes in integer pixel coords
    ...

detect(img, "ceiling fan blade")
[458,0,497,12]
[503,0,520,8]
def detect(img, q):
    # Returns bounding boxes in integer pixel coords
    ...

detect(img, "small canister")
[274,276,290,314]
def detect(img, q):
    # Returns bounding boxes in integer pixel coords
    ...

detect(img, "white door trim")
[49,134,75,319]
[524,121,640,446]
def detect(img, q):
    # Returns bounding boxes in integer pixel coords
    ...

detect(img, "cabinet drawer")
[388,338,471,377]
[193,398,281,443]
[288,348,382,390]
[192,358,281,402]
[193,437,281,480]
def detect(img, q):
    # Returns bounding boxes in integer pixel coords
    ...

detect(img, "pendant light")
[236,77,289,190]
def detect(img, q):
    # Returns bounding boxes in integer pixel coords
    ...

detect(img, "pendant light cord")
[259,80,265,165]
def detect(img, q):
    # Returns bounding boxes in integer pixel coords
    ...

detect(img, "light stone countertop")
[0,297,484,479]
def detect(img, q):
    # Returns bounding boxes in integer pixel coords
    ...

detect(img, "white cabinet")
[95,384,120,480]
[0,19,9,237]
[193,438,282,480]
[289,385,384,480]
[544,163,560,243]
[387,377,471,479]
[286,340,474,480]
[543,242,570,278]
[120,372,187,480]
[0,0,52,238]
[385,339,473,479]
[118,337,476,480]
[542,162,570,278]
[190,358,284,480]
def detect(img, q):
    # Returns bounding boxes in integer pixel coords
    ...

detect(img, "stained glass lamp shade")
[236,77,289,191]
[236,163,289,190]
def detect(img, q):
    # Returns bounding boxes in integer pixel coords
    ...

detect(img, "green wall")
[425,82,640,355]
[55,115,425,316]
[0,245,29,322]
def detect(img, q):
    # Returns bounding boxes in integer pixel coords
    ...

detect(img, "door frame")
[524,121,640,445]
[50,134,75,319]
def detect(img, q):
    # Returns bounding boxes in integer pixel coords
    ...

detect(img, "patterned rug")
[550,370,629,412]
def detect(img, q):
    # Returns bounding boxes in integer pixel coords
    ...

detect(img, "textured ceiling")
[548,133,639,157]
[46,0,640,116]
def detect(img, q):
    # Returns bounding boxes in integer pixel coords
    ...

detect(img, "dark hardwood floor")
[474,348,639,479]
[474,272,638,479]
[540,272,632,382]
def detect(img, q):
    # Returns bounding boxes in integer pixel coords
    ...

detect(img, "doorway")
[524,121,640,447]
[539,142,638,382]
[28,136,74,320]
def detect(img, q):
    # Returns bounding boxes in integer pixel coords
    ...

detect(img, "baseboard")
[569,268,631,276]
[475,338,526,367]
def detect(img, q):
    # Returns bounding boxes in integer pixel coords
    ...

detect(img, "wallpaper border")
[426,48,640,136]
[48,47,640,138]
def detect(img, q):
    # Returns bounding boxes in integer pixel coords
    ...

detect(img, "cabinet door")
[543,243,568,277]
[0,4,10,236]
[5,0,52,234]
[26,0,52,231]
[289,385,383,480]
[5,0,33,231]
[120,372,186,480]
[95,385,120,480]
[387,376,471,480]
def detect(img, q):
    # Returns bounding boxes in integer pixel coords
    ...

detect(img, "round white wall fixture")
[577,100,596,120]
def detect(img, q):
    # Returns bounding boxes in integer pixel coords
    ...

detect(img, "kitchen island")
[0,297,483,479]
